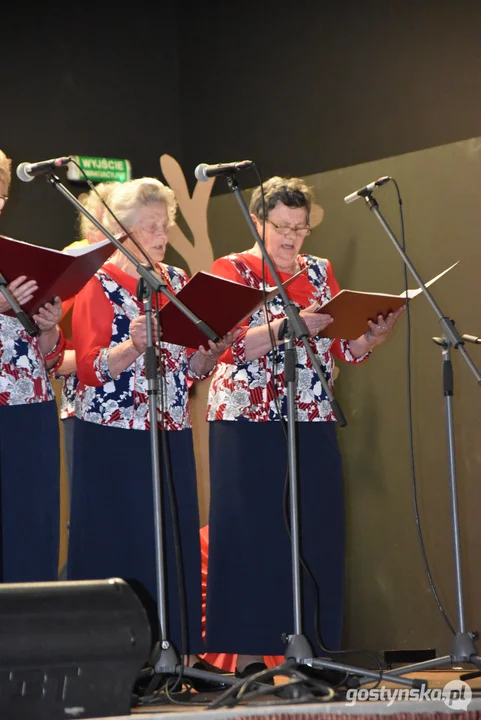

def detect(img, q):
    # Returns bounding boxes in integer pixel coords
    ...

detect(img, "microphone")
[194,160,254,182]
[344,176,391,204]
[462,334,481,344]
[16,156,72,182]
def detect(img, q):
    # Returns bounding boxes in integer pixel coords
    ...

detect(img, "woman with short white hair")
[67,176,232,662]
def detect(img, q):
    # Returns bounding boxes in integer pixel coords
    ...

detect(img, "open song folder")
[157,267,307,349]
[317,262,459,339]
[156,262,458,348]
[0,234,119,318]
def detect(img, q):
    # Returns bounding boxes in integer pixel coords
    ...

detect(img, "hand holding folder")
[316,262,458,339]
[0,234,119,319]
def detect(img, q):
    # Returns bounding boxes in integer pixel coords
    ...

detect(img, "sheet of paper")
[397,261,459,299]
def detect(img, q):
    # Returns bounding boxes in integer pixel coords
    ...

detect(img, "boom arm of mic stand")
[45,173,220,343]
[363,193,481,385]
[225,174,347,426]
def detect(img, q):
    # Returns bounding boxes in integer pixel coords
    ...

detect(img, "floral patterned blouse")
[206,252,369,423]
[73,262,206,431]
[0,316,54,405]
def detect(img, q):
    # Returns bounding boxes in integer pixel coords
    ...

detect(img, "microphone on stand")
[462,334,481,344]
[16,157,72,182]
[194,160,254,182]
[344,176,391,204]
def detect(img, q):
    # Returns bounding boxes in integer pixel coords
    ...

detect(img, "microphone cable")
[390,177,455,636]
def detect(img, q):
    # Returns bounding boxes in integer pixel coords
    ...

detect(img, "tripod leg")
[307,657,426,690]
[461,670,481,681]
[138,642,241,697]
[365,636,481,682]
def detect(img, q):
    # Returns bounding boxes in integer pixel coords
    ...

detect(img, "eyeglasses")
[136,223,169,237]
[267,219,311,237]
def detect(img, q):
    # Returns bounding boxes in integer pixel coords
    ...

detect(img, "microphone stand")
[0,272,38,336]
[352,191,481,683]
[44,172,245,696]
[223,173,422,694]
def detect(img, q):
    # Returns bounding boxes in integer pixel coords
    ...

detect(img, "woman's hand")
[129,315,161,354]
[349,305,405,357]
[36,297,63,359]
[0,275,38,314]
[300,301,333,337]
[196,330,236,359]
[104,315,162,380]
[365,307,405,348]
[190,330,238,376]
[33,297,63,332]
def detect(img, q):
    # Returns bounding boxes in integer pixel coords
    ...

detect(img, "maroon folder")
[317,262,458,339]
[317,289,407,339]
[0,234,120,318]
[157,269,307,349]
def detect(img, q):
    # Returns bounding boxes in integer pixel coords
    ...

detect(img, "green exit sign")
[67,155,132,183]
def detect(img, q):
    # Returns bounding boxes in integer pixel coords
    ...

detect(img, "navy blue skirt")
[205,420,345,656]
[0,400,60,582]
[67,420,203,655]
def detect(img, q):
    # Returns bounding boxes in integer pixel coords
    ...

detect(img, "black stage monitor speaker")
[0,578,152,719]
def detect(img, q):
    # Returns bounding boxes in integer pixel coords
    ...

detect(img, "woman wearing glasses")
[204,176,403,677]
[67,177,233,676]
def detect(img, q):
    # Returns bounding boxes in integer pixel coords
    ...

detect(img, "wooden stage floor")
[108,667,481,720]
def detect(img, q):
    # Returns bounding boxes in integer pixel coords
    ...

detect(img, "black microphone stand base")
[281,633,427,692]
[136,639,268,700]
[372,632,481,684]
